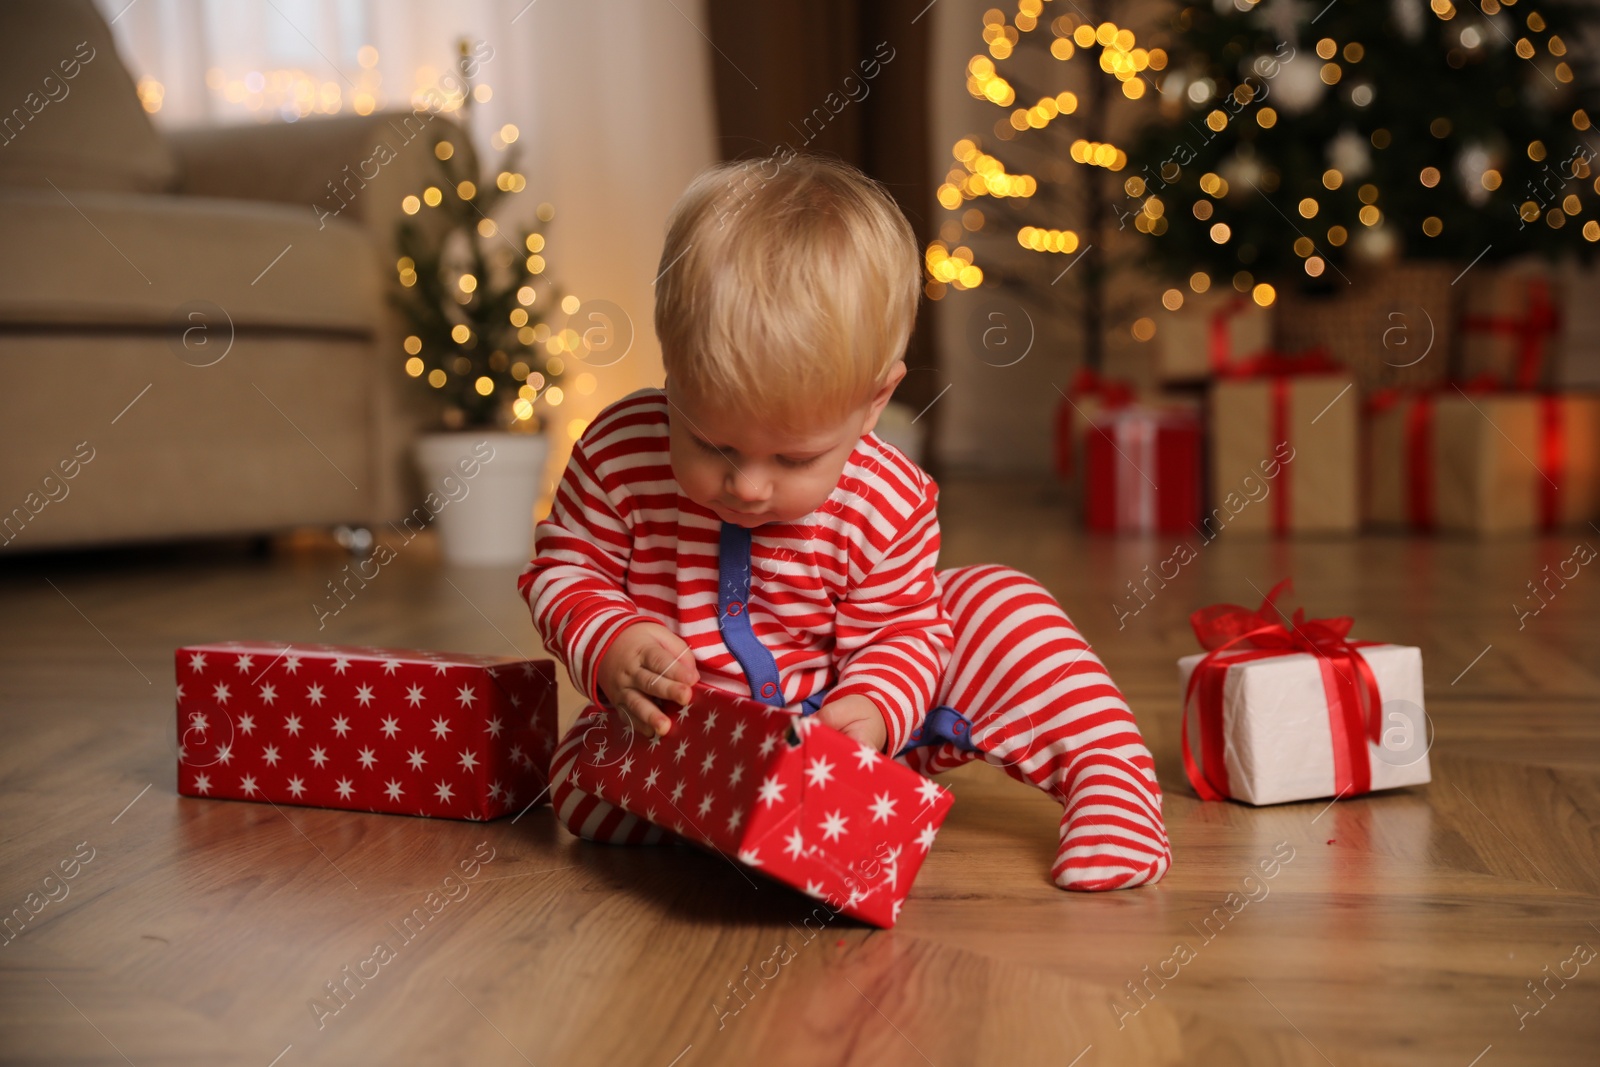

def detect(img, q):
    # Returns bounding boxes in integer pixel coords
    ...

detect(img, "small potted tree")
[393,48,565,565]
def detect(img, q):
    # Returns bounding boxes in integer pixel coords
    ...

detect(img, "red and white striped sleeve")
[824,477,956,756]
[516,430,655,708]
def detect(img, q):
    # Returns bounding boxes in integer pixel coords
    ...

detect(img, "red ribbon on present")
[1054,367,1134,481]
[1365,379,1566,531]
[1215,347,1343,380]
[1180,579,1384,802]
[1206,296,1275,374]
[1366,387,1448,531]
[1460,275,1560,390]
[1217,348,1344,535]
[1539,393,1567,530]
[1264,377,1289,534]
[1363,387,1433,528]
[1404,395,1436,530]
[1209,298,1244,374]
[1370,375,1510,529]
[1083,406,1203,532]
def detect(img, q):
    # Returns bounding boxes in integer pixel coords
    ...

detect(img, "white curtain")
[97,0,719,498]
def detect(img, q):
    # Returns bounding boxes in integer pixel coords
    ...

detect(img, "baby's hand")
[815,694,889,753]
[596,622,700,738]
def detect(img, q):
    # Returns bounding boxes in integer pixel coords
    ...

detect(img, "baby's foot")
[1050,756,1172,891]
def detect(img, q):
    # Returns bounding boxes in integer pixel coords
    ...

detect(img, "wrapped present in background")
[1458,264,1562,390]
[1207,355,1358,535]
[1157,290,1271,383]
[1362,388,1441,531]
[1274,262,1456,391]
[1365,391,1600,535]
[1177,580,1431,806]
[1052,367,1134,482]
[1083,403,1203,533]
[1555,259,1600,389]
[175,642,557,820]
[565,682,954,928]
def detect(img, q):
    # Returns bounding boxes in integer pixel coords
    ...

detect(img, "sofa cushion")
[0,188,380,333]
[0,0,177,193]
[0,333,377,551]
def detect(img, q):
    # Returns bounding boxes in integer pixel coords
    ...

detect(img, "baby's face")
[665,381,881,529]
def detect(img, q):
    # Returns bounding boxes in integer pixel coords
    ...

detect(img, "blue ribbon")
[715,522,980,757]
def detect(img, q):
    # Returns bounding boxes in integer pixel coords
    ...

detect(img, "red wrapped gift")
[565,682,954,928]
[1052,367,1134,482]
[1083,404,1202,533]
[175,642,557,820]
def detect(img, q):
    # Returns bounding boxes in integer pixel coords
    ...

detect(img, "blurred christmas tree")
[1125,0,1600,298]
[926,0,1163,371]
[393,41,566,431]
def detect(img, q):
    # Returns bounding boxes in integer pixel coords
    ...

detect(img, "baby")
[518,154,1170,891]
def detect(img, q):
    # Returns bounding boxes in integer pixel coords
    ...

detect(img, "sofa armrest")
[166,111,479,533]
[165,111,473,247]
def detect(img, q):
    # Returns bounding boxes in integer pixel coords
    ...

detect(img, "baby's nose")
[726,473,770,503]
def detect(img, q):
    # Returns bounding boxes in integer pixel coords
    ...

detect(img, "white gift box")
[1177,643,1432,806]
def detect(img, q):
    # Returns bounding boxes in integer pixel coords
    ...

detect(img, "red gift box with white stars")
[566,683,954,928]
[174,642,556,820]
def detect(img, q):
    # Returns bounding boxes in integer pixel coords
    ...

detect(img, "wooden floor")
[1,474,1597,1066]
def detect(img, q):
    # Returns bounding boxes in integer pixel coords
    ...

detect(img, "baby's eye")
[695,437,733,457]
[778,455,819,469]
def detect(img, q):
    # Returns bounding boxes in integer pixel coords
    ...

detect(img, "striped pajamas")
[522,390,1170,892]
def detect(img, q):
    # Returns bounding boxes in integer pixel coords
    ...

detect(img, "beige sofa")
[0,0,466,553]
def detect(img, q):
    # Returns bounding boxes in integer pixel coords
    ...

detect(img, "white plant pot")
[412,430,549,566]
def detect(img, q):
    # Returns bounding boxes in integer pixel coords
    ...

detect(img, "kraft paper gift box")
[1434,392,1600,533]
[175,642,557,820]
[1207,365,1359,535]
[1083,404,1203,533]
[1459,265,1563,390]
[1272,263,1456,392]
[1555,260,1600,389]
[565,682,954,928]
[1363,390,1433,530]
[1177,581,1431,806]
[1365,391,1600,533]
[1158,292,1272,383]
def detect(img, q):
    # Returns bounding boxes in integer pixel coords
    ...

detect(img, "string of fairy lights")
[135,46,525,130]
[926,2,1160,303]
[929,0,1598,342]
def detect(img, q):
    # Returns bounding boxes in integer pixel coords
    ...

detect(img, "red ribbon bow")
[1181,579,1383,802]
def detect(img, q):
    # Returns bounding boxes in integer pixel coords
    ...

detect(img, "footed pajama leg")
[898,563,1171,890]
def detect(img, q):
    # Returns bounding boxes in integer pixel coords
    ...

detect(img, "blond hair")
[654,153,920,433]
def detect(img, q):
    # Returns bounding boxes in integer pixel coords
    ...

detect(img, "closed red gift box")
[566,682,954,928]
[175,641,557,820]
[1083,404,1203,533]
